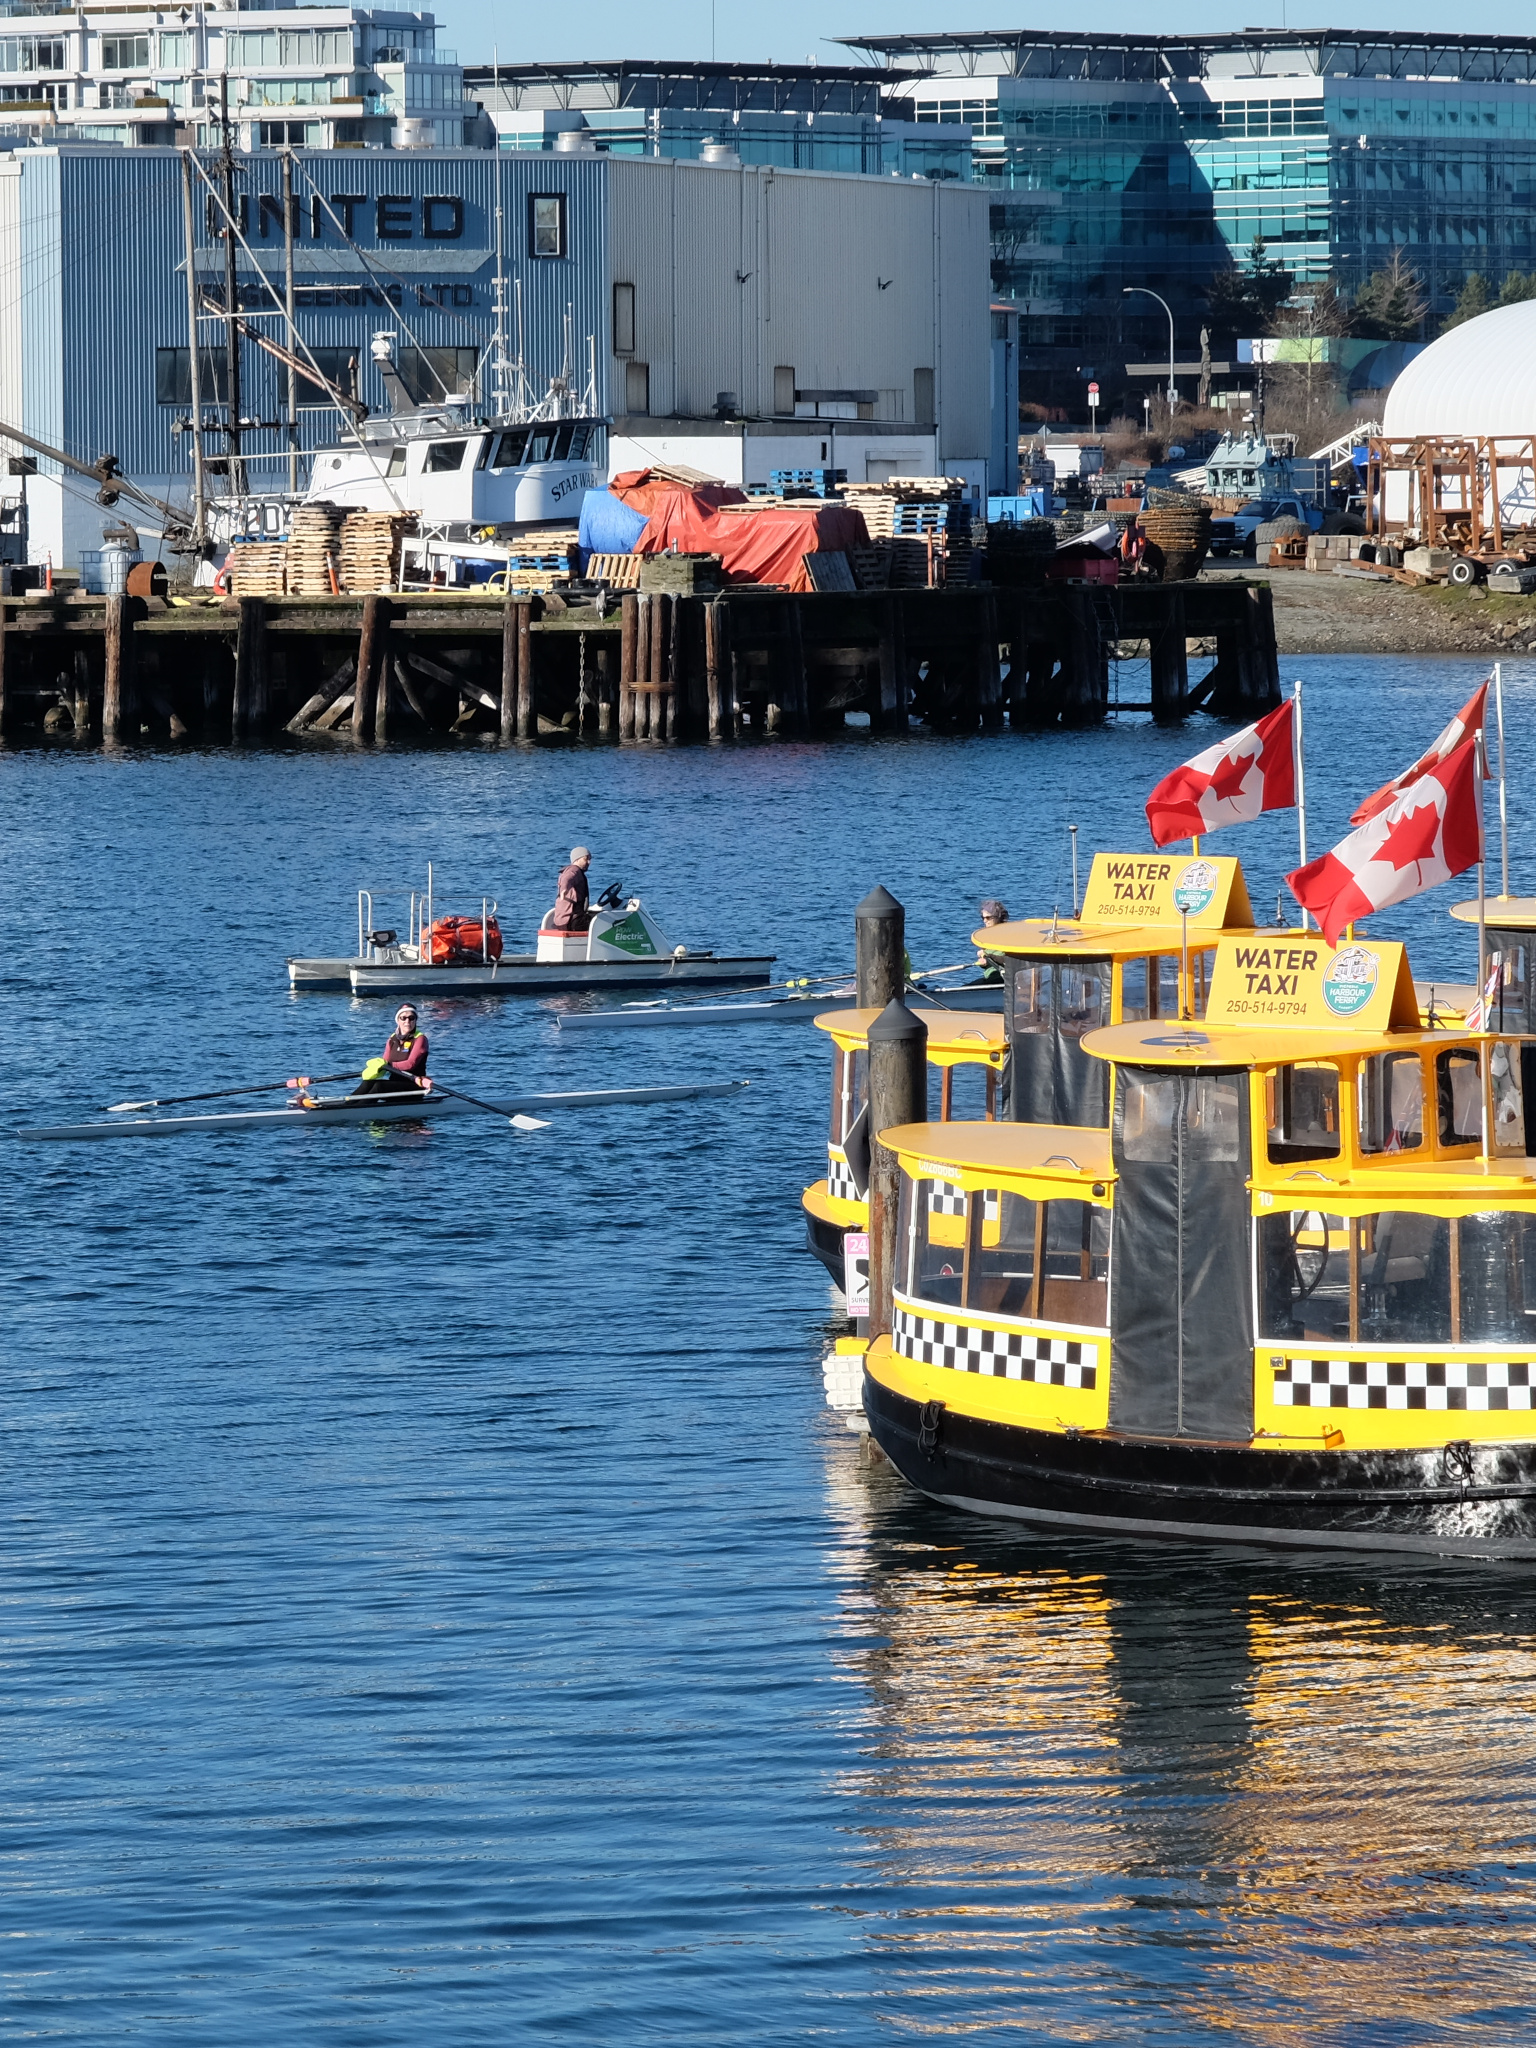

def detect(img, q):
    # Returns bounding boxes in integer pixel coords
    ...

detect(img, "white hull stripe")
[1274,1356,1536,1411]
[894,1305,1097,1390]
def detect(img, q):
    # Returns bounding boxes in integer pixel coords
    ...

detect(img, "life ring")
[212,564,232,595]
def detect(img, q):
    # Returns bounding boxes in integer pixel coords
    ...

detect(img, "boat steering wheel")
[596,880,624,909]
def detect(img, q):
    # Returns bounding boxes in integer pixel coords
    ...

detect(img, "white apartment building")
[0,1,478,151]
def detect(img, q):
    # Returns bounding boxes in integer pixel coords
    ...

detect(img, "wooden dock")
[0,579,1280,745]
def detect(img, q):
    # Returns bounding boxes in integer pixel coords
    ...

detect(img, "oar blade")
[509,1113,552,1131]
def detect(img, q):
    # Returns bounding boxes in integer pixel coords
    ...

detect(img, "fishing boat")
[287,873,774,997]
[857,928,1536,1557]
[803,1006,1008,1295]
[14,1079,746,1144]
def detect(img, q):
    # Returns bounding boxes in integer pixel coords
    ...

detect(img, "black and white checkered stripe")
[826,1150,860,1203]
[926,1185,1000,1220]
[1273,1356,1536,1410]
[894,1304,1098,1388]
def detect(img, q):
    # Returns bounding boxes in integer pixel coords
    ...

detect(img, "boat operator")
[550,846,593,932]
[349,1006,431,1098]
[975,899,1009,982]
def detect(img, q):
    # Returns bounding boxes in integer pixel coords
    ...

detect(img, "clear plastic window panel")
[1358,1051,1425,1154]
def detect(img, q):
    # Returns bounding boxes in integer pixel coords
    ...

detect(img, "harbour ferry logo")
[1172,859,1218,916]
[1322,945,1379,1016]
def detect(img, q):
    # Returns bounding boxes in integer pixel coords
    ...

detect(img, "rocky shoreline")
[1203,565,1536,657]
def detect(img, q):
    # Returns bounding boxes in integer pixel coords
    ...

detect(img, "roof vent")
[553,125,597,153]
[700,139,741,166]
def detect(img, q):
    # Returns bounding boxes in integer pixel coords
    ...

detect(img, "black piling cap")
[855,884,903,922]
[866,997,928,1046]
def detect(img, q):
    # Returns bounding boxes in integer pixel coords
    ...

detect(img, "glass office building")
[845,30,1536,406]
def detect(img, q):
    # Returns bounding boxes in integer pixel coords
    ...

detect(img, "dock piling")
[705,600,724,738]
[233,596,269,738]
[866,998,929,1342]
[101,593,132,741]
[619,592,637,738]
[1149,590,1188,721]
[855,883,906,1009]
[499,597,517,743]
[352,594,388,740]
[516,600,534,738]
[876,594,906,731]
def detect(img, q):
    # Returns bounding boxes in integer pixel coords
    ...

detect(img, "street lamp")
[1123,286,1177,412]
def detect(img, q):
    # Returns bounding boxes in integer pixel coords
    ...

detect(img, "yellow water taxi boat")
[860,929,1536,1557]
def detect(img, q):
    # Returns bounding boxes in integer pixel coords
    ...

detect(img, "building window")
[612,281,635,355]
[913,366,935,422]
[155,346,230,405]
[624,361,650,415]
[295,346,361,406]
[0,38,67,71]
[773,364,796,414]
[100,34,150,69]
[258,120,320,147]
[529,193,565,258]
[396,346,480,404]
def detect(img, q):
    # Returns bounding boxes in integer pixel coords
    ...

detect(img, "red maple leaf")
[1207,742,1258,804]
[1377,793,1444,873]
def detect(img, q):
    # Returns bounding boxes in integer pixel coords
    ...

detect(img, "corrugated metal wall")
[607,157,990,457]
[12,146,611,486]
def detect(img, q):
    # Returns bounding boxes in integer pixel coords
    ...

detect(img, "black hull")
[865,1372,1536,1559]
[805,1211,845,1284]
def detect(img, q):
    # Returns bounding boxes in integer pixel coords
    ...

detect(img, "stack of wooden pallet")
[225,542,288,598]
[286,502,345,596]
[338,510,413,593]
[587,553,642,589]
[844,479,973,583]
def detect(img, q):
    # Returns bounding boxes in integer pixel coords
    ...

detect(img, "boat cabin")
[978,851,1256,1126]
[307,415,602,529]
[803,1006,1007,1286]
[1451,896,1536,1032]
[861,930,1536,1553]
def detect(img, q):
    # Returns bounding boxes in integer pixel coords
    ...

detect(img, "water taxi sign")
[1205,936,1420,1031]
[1079,853,1253,930]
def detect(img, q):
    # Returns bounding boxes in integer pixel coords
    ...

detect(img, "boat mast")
[178,149,208,548]
[218,73,246,495]
[490,46,511,416]
[283,149,298,494]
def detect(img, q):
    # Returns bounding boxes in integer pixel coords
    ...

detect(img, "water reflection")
[824,1432,1536,2042]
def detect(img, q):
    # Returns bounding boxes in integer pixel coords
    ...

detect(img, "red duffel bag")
[426,914,504,964]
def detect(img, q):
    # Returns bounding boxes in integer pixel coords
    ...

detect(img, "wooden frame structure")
[1365,435,1536,555]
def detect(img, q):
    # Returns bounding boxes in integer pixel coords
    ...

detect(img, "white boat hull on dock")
[343,955,776,997]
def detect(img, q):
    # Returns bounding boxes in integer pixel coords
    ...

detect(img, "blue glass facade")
[848,31,1536,406]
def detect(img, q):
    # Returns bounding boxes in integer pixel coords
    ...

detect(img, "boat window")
[552,421,575,459]
[964,1189,1036,1317]
[1038,1200,1110,1326]
[1119,954,1179,1023]
[1459,1211,1536,1342]
[567,423,592,460]
[1436,1048,1483,1145]
[424,439,467,473]
[1007,961,1049,1036]
[1120,1071,1242,1163]
[526,426,557,464]
[490,429,529,469]
[829,1045,868,1145]
[899,1175,966,1307]
[1266,1062,1341,1164]
[1358,1051,1424,1154]
[1057,961,1110,1040]
[1188,948,1216,1019]
[899,1178,1111,1330]
[939,1057,999,1123]
[1489,1039,1526,1154]
[385,445,407,478]
[1258,1209,1452,1346]
[1487,942,1529,1031]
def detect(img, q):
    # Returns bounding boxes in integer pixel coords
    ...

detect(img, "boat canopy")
[814,1007,1006,1069]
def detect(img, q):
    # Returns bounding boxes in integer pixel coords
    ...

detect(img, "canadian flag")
[1144,699,1295,849]
[1288,734,1483,946]
[1350,680,1487,824]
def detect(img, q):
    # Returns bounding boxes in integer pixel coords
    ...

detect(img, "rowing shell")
[550,980,1007,1032]
[14,1079,747,1143]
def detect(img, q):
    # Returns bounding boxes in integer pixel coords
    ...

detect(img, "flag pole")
[1495,661,1510,900]
[1293,679,1308,929]
[1477,728,1490,1167]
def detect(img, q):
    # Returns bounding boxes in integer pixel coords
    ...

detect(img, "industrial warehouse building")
[844,29,1536,411]
[0,142,991,568]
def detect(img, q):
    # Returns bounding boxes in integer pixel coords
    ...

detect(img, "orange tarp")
[631,487,870,592]
[609,469,746,516]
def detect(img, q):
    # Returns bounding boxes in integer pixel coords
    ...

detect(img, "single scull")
[15,1080,746,1143]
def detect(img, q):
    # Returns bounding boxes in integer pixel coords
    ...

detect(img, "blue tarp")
[577,490,648,571]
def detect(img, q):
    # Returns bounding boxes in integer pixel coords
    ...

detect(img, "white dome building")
[1383,301,1536,438]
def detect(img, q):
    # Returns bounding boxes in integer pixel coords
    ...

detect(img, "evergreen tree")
[1443,273,1493,329]
[1498,270,1536,306]
[1354,252,1428,340]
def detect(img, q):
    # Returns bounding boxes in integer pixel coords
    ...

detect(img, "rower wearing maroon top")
[349,1006,431,1098]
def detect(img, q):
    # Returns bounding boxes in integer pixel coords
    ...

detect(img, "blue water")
[6,656,1536,2043]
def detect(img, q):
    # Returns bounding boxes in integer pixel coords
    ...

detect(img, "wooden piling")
[1149,589,1188,722]
[516,601,534,738]
[783,596,807,735]
[668,592,685,740]
[102,593,132,741]
[352,594,388,739]
[619,593,638,739]
[287,655,355,733]
[596,645,613,734]
[233,596,268,738]
[855,883,906,1010]
[976,591,1002,728]
[705,600,724,739]
[867,998,928,1341]
[876,594,906,730]
[499,596,517,743]
[0,595,8,738]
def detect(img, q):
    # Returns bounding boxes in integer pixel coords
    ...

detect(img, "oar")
[425,1083,550,1131]
[106,1071,358,1113]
